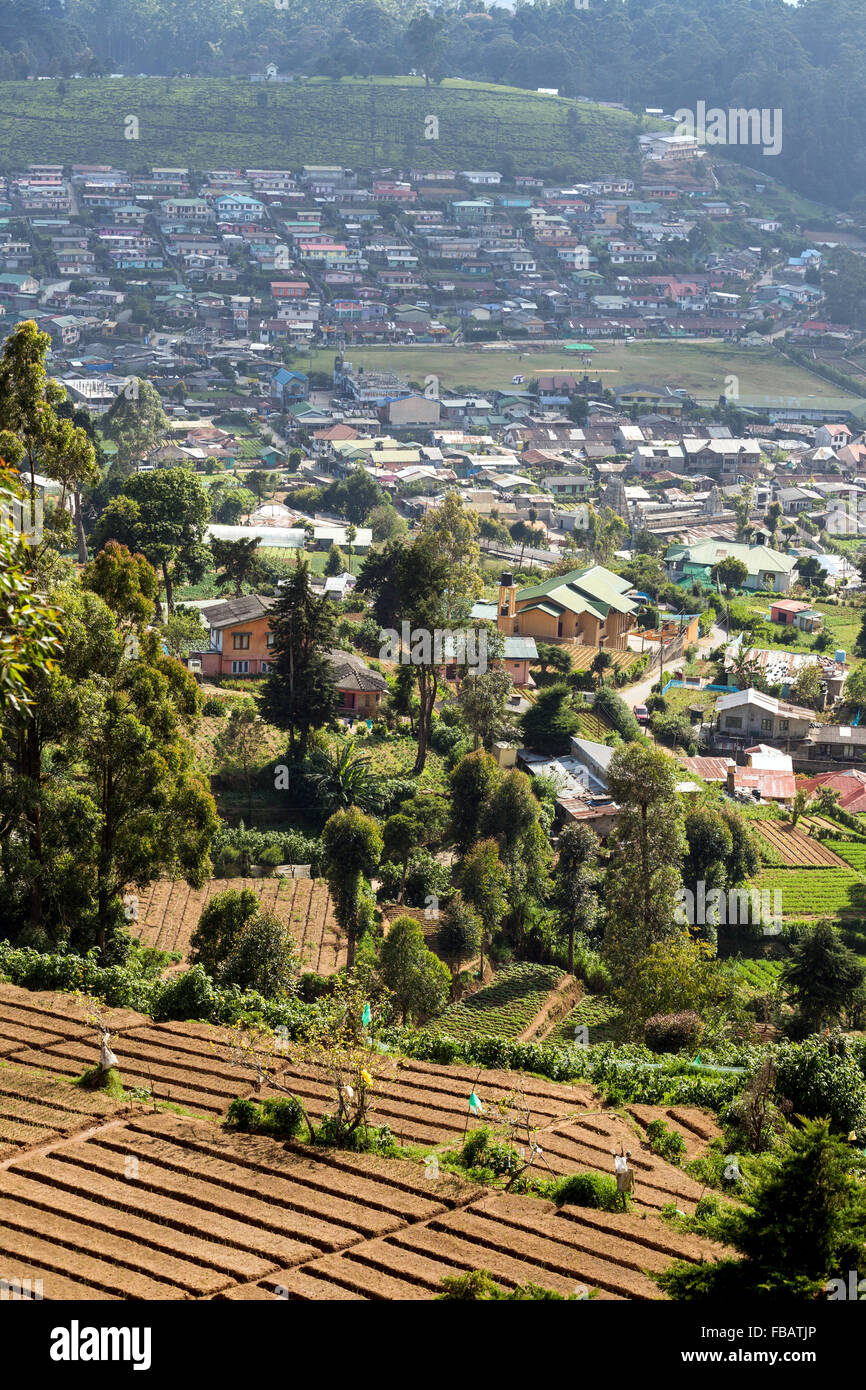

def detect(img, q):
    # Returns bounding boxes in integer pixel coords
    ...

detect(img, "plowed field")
[130,876,345,973]
[752,821,848,867]
[0,1070,728,1301]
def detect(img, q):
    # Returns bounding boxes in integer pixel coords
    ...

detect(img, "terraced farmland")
[753,867,866,917]
[131,876,345,974]
[0,981,732,1300]
[0,77,641,179]
[726,958,786,994]
[434,964,565,1040]
[752,821,849,867]
[826,840,866,872]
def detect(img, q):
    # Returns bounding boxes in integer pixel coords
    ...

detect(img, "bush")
[211,825,322,877]
[553,1172,622,1211]
[217,912,300,998]
[226,1095,304,1138]
[593,687,641,742]
[645,1118,686,1164]
[645,1011,704,1054]
[773,1035,866,1134]
[203,696,227,716]
[376,850,452,908]
[151,965,216,1022]
[461,1126,491,1166]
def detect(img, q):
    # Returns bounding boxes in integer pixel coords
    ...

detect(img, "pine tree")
[259,559,337,757]
[782,919,865,1032]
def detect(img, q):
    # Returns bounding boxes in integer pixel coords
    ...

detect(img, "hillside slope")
[0,76,641,177]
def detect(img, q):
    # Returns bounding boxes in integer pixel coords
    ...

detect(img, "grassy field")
[744,597,863,659]
[308,341,864,410]
[0,76,640,178]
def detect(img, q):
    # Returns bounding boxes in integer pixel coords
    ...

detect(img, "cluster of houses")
[0,152,854,378]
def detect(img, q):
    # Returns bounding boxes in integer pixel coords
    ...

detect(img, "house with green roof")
[664,541,798,593]
[497,566,638,649]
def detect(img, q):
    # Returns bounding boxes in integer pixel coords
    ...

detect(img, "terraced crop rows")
[0,1082,725,1301]
[131,876,345,973]
[752,821,848,867]
[434,964,565,1040]
[754,867,866,916]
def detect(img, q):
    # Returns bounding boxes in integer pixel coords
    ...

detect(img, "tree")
[100,377,169,475]
[764,500,783,547]
[419,492,482,621]
[603,744,686,990]
[160,607,207,659]
[460,838,509,977]
[214,706,269,824]
[657,1121,866,1300]
[619,931,731,1041]
[378,915,450,1023]
[383,811,426,904]
[218,912,300,997]
[792,662,823,709]
[437,892,482,974]
[845,662,866,708]
[92,467,211,614]
[0,582,217,955]
[712,555,748,595]
[259,559,338,757]
[405,7,444,85]
[781,919,866,1033]
[306,738,381,815]
[211,536,268,597]
[446,746,499,847]
[590,649,613,688]
[0,319,98,563]
[369,502,407,543]
[553,823,600,974]
[457,662,513,750]
[82,541,158,631]
[520,683,580,754]
[211,484,257,525]
[0,468,63,715]
[321,807,383,967]
[357,534,450,774]
[732,484,754,543]
[190,887,260,977]
[534,642,572,679]
[324,544,346,577]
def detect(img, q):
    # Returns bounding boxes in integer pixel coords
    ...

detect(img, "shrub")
[461,1126,491,1166]
[203,696,227,716]
[645,1011,704,1054]
[151,965,216,1022]
[645,1118,686,1164]
[225,1095,304,1138]
[773,1035,866,1135]
[553,1172,622,1211]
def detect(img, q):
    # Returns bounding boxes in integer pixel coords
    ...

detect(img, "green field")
[754,867,866,917]
[548,993,623,1045]
[434,962,564,1040]
[0,76,640,178]
[308,341,864,411]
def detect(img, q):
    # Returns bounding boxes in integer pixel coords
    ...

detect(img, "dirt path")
[518,976,582,1042]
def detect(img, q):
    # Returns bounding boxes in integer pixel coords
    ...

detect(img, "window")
[725,716,743,729]
[231,660,249,674]
[266,632,275,648]
[233,632,251,650]
[779,719,789,732]
[760,718,773,732]
[261,661,272,673]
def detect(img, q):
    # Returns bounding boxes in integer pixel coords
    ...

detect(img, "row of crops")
[753,867,866,917]
[433,962,564,1040]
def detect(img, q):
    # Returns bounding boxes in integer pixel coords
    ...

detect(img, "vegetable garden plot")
[752,821,849,867]
[131,876,345,974]
[753,867,866,916]
[433,963,565,1040]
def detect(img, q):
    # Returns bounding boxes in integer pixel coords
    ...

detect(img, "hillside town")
[4,50,866,1337]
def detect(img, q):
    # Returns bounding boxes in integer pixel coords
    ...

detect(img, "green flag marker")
[361,1003,372,1028]
[694,1055,701,1066]
[468,1091,483,1116]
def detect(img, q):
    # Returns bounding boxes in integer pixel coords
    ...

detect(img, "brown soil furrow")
[11,1152,305,1271]
[391,1222,625,1300]
[225,1268,367,1300]
[0,1196,231,1297]
[0,1261,118,1300]
[431,1208,657,1298]
[465,1194,677,1275]
[0,1168,275,1282]
[287,1250,432,1300]
[520,975,582,1043]
[8,1045,239,1114]
[0,1221,185,1299]
[107,1125,445,1226]
[56,1136,392,1246]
